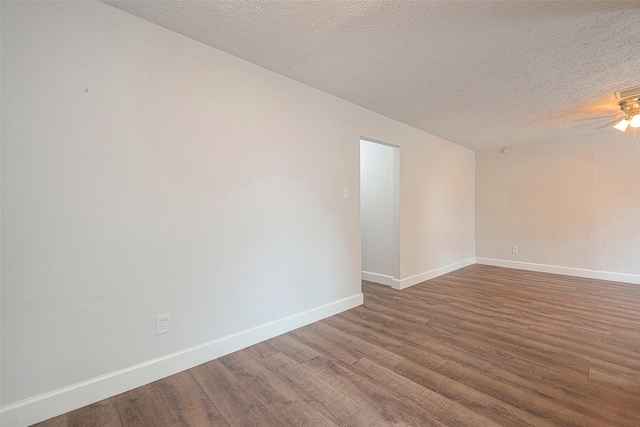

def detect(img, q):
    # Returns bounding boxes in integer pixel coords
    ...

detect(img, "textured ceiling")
[103,0,640,151]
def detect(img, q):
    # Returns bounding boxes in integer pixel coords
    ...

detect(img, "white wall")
[1,1,475,423]
[477,133,640,280]
[360,140,397,281]
[400,135,476,285]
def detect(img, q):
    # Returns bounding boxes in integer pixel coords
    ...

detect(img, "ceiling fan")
[573,87,640,140]
[612,87,640,144]
[612,95,640,132]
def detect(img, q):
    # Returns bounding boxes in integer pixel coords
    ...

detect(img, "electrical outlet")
[343,187,349,198]
[512,246,519,254]
[156,314,170,335]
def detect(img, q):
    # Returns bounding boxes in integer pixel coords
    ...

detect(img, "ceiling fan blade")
[571,115,620,123]
[593,119,621,130]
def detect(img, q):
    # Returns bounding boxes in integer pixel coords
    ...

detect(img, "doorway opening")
[360,138,400,288]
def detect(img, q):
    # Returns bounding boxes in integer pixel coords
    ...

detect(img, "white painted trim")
[0,293,363,427]
[475,258,640,285]
[396,258,476,290]
[361,271,401,288]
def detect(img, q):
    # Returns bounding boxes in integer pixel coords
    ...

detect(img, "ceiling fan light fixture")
[613,118,630,132]
[613,92,640,132]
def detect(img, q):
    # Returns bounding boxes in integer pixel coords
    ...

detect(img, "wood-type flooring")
[33,265,640,426]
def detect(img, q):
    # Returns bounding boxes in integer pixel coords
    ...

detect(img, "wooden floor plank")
[327,312,453,371]
[391,358,552,427]
[308,321,404,369]
[302,355,449,427]
[220,351,341,427]
[261,352,387,427]
[268,333,319,363]
[350,357,503,427]
[434,361,611,427]
[481,363,640,426]
[115,386,175,427]
[155,370,229,427]
[289,326,361,365]
[191,359,281,427]
[243,340,281,361]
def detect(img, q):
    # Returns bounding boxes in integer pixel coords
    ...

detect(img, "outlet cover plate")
[156,314,170,335]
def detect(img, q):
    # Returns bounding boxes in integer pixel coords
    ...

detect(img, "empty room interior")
[2,1,640,426]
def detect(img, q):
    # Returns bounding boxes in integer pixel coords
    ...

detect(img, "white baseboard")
[475,257,640,285]
[395,258,476,290]
[361,271,401,288]
[0,293,363,427]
